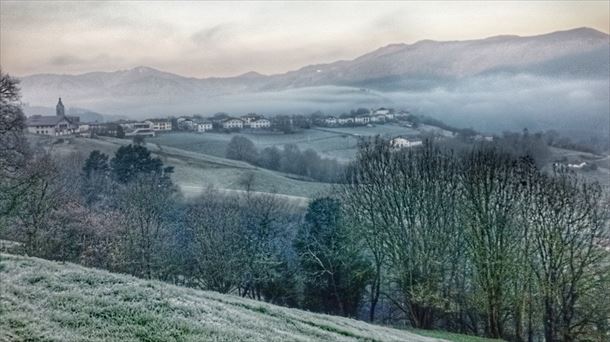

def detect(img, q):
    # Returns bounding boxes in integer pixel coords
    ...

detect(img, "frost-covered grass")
[410,329,504,342]
[0,253,446,342]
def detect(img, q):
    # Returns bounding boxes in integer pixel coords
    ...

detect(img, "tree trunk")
[369,265,381,322]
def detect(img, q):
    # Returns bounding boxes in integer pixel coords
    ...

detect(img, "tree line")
[226,135,345,183]
[341,138,608,341]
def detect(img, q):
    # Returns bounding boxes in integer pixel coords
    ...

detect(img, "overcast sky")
[1,1,608,78]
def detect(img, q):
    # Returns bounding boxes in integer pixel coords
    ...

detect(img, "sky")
[1,1,608,78]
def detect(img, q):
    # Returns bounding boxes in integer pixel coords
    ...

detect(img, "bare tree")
[459,148,526,338]
[0,68,21,105]
[12,154,66,255]
[344,138,462,328]
[0,70,30,218]
[115,175,177,279]
[184,190,245,293]
[527,167,609,342]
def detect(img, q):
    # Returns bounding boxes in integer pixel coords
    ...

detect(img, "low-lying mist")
[205,74,609,140]
[26,73,609,141]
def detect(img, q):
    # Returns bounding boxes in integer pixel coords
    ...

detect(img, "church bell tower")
[56,97,65,117]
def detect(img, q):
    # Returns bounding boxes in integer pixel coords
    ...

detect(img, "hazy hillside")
[0,253,448,342]
[18,28,610,139]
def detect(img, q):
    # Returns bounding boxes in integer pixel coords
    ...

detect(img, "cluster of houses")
[25,101,413,140]
[316,108,412,127]
[172,114,271,133]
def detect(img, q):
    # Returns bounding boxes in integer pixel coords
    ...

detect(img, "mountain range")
[18,27,610,138]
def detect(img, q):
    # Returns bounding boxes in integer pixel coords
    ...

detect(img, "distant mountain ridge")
[21,27,609,100]
[17,27,610,139]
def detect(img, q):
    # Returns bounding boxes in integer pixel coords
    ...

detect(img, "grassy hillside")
[0,253,447,342]
[27,134,330,200]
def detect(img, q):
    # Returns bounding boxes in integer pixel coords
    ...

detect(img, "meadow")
[147,123,420,161]
[0,253,503,342]
[27,134,330,200]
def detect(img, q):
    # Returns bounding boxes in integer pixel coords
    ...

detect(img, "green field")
[27,134,330,201]
[147,124,420,161]
[1,253,451,342]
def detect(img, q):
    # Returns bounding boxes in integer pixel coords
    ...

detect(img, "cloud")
[49,55,86,66]
[191,24,234,47]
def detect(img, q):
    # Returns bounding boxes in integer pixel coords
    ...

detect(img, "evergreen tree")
[110,144,165,183]
[82,150,109,178]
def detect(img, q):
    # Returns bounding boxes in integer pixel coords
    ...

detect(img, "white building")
[323,116,337,125]
[354,116,370,124]
[370,114,387,123]
[373,108,390,115]
[78,123,90,133]
[146,119,172,131]
[241,114,262,126]
[337,117,354,125]
[25,98,79,136]
[390,137,423,149]
[197,122,213,132]
[249,119,271,129]
[26,116,77,136]
[222,118,244,129]
[177,117,196,130]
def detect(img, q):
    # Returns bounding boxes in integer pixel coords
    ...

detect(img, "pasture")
[0,253,494,342]
[27,134,330,200]
[147,123,420,161]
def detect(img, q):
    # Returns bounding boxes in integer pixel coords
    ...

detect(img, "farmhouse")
[354,115,370,124]
[222,118,244,129]
[373,108,390,115]
[337,117,354,125]
[25,98,79,136]
[249,119,271,129]
[197,122,213,132]
[241,114,262,125]
[146,119,172,131]
[370,114,387,123]
[323,116,338,125]
[177,117,196,130]
[390,137,423,149]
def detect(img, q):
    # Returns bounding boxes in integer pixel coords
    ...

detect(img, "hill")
[16,28,610,140]
[0,253,448,342]
[27,134,329,201]
[19,28,609,100]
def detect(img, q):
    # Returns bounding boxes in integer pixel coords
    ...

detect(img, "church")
[26,98,80,136]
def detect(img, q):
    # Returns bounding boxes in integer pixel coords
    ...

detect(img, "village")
[25,99,437,148]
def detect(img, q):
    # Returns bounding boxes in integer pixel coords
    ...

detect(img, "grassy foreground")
[0,253,446,342]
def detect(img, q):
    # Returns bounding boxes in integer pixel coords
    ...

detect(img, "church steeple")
[56,97,65,117]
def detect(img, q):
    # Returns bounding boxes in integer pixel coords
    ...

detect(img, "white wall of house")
[147,120,171,131]
[249,119,271,128]
[222,119,244,129]
[197,123,213,132]
[27,126,56,135]
[391,138,423,149]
